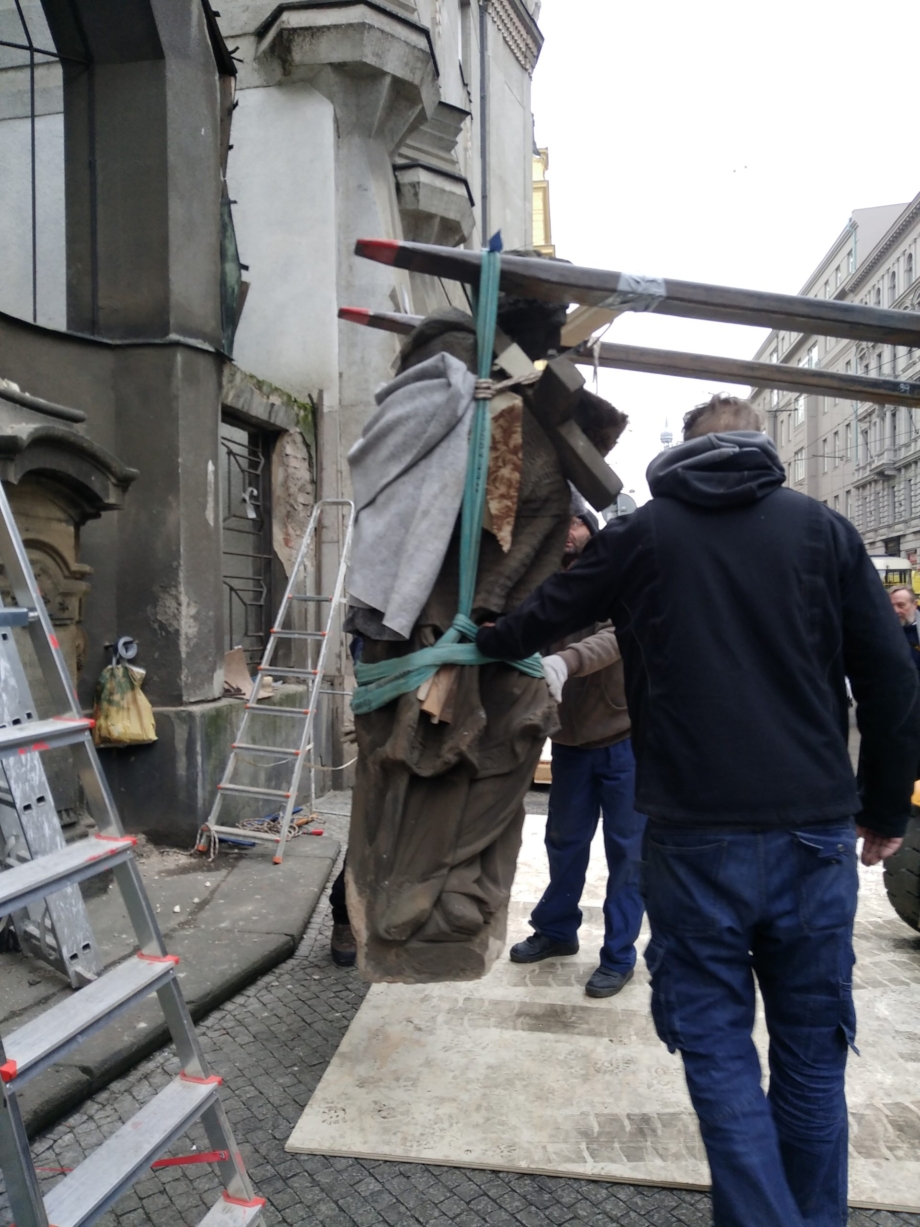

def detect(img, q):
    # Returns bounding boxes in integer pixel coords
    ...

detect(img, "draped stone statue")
[345,300,626,982]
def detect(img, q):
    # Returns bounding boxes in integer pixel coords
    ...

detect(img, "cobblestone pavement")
[3,798,918,1227]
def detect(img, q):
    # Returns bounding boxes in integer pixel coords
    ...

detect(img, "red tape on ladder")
[34,1149,234,1175]
[222,1192,267,1209]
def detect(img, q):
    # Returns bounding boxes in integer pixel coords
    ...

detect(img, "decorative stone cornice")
[849,196,920,294]
[488,0,543,76]
[0,401,138,517]
[256,1,439,150]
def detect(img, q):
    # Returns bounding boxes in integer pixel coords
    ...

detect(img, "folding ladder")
[202,498,355,864]
[0,625,102,991]
[0,480,263,1227]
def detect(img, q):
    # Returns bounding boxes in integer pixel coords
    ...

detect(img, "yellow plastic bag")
[92,664,157,747]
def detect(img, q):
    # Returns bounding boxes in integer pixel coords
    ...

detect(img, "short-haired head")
[890,585,918,624]
[682,394,765,441]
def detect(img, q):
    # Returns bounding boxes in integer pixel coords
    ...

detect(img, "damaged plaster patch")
[153,586,181,634]
[206,460,215,527]
[180,591,212,701]
[272,430,315,576]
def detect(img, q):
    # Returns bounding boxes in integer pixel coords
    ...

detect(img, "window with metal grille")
[220,418,274,664]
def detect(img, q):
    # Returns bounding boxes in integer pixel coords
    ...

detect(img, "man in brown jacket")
[510,500,646,998]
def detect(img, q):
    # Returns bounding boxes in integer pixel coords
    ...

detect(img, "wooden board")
[338,307,920,407]
[354,239,920,346]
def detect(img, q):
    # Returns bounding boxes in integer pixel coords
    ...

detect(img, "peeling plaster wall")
[272,427,315,577]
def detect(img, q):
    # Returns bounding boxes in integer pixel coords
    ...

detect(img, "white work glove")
[542,653,569,703]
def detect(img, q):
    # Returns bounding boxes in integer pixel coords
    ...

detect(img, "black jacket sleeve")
[838,520,920,838]
[477,515,638,659]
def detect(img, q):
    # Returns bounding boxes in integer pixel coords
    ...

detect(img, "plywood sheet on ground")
[288,814,920,1212]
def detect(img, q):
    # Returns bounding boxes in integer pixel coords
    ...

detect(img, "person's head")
[564,515,593,557]
[889,586,917,625]
[496,248,571,360]
[564,491,598,557]
[496,294,569,360]
[682,394,765,441]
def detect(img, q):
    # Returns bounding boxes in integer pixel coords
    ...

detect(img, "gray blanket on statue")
[347,351,476,639]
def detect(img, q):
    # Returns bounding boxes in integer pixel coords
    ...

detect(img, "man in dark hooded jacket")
[477,394,920,1227]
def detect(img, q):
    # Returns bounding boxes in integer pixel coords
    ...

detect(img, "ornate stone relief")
[489,0,542,76]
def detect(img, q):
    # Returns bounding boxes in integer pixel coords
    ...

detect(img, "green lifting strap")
[351,238,545,716]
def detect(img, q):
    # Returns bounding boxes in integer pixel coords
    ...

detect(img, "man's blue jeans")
[530,739,646,972]
[643,821,859,1227]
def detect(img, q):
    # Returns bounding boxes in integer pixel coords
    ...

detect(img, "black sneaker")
[509,933,579,963]
[330,922,357,967]
[585,966,633,998]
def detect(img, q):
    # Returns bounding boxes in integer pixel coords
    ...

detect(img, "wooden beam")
[355,239,920,346]
[338,307,920,407]
[580,341,920,408]
[338,307,419,336]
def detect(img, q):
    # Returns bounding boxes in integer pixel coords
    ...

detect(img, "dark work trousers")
[530,738,646,973]
[330,860,349,925]
[644,820,858,1227]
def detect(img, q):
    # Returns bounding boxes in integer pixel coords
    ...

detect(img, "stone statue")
[345,300,625,982]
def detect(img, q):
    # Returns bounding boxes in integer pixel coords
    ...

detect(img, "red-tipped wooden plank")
[338,307,421,335]
[354,238,920,346]
[338,307,371,325]
[354,238,401,266]
[339,304,920,407]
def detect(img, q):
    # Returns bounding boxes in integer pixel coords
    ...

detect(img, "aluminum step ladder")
[0,481,264,1227]
[202,498,355,865]
[0,617,102,990]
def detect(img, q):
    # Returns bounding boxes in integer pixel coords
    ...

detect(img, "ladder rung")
[257,665,314,676]
[208,824,281,845]
[44,1074,221,1227]
[244,704,309,717]
[231,742,300,756]
[0,834,136,919]
[287,594,331,602]
[319,689,349,696]
[217,783,292,799]
[0,713,93,759]
[199,1191,266,1226]
[269,629,327,639]
[0,952,178,1089]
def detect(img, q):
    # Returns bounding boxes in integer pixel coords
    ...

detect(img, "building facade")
[750,196,920,562]
[0,0,545,840]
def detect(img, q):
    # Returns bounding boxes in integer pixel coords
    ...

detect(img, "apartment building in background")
[750,195,920,561]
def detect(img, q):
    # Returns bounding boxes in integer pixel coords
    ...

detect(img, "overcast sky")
[531,0,920,504]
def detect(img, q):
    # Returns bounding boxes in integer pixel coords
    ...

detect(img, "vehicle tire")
[884,814,920,932]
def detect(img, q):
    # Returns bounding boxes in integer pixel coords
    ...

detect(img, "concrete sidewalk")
[1,825,339,1135]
